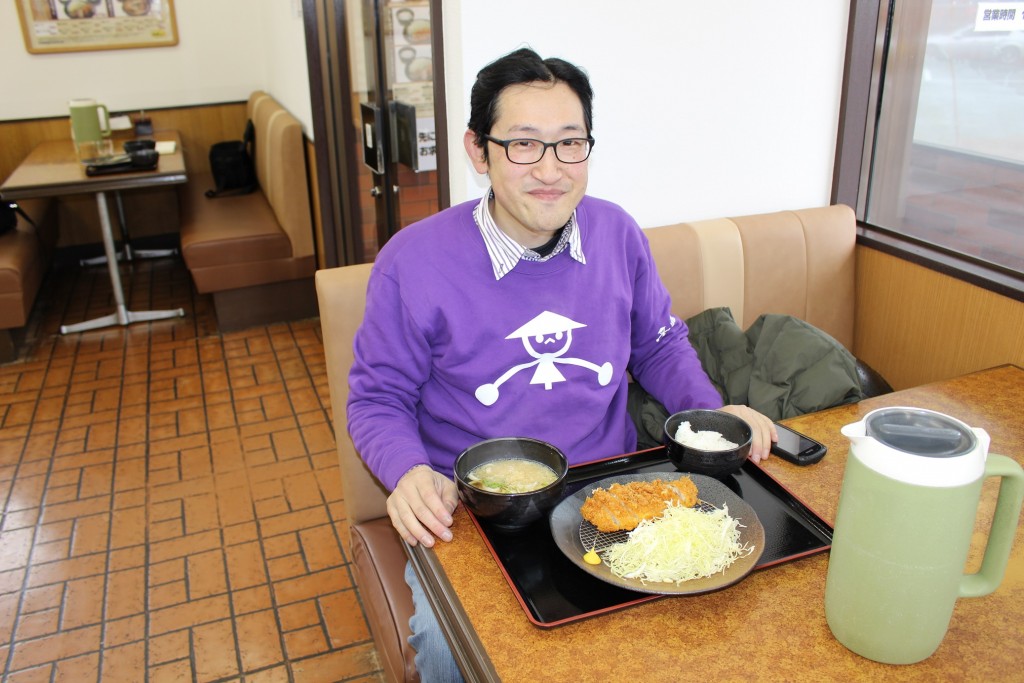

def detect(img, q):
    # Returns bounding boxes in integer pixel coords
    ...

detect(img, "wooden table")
[0,132,186,333]
[410,364,1024,681]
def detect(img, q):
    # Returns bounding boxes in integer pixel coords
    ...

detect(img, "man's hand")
[386,465,460,547]
[718,405,777,463]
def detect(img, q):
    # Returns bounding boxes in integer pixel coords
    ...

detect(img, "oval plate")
[549,472,765,595]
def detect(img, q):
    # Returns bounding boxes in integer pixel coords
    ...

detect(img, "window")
[835,0,1024,300]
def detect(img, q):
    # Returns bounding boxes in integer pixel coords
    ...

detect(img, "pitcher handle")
[98,104,111,136]
[960,454,1024,598]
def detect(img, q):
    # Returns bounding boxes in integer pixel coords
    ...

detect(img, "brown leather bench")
[315,204,877,683]
[180,91,317,332]
[1,198,57,362]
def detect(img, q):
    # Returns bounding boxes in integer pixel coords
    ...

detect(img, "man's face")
[464,81,589,248]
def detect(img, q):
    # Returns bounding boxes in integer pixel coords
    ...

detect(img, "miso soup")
[467,458,558,494]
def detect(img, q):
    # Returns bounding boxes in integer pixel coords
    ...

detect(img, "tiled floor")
[0,255,384,682]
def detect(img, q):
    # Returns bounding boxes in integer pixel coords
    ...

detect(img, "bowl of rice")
[454,437,568,532]
[664,409,752,479]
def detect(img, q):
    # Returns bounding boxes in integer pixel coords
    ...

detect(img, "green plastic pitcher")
[69,98,112,160]
[69,98,110,142]
[825,407,1024,664]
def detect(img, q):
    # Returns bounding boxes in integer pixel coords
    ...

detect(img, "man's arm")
[347,268,433,490]
[627,238,776,460]
[347,269,461,544]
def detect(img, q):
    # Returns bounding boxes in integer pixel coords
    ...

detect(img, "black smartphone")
[771,423,827,465]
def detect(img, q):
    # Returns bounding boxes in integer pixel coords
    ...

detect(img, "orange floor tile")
[0,255,385,682]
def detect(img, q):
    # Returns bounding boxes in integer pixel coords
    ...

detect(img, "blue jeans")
[405,561,465,683]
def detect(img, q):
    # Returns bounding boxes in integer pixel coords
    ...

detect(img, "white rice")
[674,421,739,451]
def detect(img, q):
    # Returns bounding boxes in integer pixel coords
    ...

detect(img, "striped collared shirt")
[473,189,587,280]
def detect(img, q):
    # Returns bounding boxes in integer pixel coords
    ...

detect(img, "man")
[347,47,776,680]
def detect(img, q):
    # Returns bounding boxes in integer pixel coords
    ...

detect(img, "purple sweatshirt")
[347,196,722,491]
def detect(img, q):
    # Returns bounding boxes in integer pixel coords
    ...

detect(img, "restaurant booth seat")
[316,202,877,683]
[316,262,420,683]
[179,91,317,332]
[0,198,58,363]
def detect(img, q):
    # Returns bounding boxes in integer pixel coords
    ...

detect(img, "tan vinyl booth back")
[317,264,389,523]
[645,204,856,351]
[316,264,416,682]
[248,91,315,262]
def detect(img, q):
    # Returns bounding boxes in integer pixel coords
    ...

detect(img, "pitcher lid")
[865,408,976,458]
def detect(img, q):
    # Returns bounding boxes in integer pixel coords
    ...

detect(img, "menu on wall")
[390,3,432,83]
[388,2,435,172]
[15,0,179,53]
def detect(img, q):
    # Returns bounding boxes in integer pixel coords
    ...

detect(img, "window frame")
[832,0,1024,303]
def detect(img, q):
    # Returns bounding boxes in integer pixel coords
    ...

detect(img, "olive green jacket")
[629,307,865,449]
[685,307,864,422]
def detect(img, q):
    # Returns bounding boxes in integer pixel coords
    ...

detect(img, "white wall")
[262,0,313,134]
[444,1,851,227]
[1,0,312,135]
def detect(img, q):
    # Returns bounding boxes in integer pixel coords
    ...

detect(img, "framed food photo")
[16,0,179,54]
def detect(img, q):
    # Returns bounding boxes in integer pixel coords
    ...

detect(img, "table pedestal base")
[79,191,179,266]
[60,191,186,335]
[80,245,180,267]
[60,305,185,334]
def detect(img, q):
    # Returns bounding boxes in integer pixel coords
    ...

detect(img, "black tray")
[466,447,833,628]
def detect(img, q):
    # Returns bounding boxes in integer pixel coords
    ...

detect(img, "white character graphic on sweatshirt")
[475,311,613,406]
[656,314,678,342]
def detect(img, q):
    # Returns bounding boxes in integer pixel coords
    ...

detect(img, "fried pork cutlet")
[580,477,698,532]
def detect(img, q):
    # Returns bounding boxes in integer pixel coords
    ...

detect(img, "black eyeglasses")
[483,134,595,164]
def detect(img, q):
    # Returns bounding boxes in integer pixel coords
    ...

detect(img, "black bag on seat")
[205,120,258,198]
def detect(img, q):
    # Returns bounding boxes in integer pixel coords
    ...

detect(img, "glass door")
[348,0,439,259]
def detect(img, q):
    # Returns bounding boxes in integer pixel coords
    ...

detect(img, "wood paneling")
[148,103,248,175]
[0,118,70,184]
[854,245,1024,390]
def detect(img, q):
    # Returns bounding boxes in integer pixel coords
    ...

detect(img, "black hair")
[467,47,594,160]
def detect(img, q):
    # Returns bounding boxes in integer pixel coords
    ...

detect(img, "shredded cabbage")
[603,503,753,584]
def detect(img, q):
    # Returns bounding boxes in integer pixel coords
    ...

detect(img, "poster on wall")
[389,3,431,84]
[387,0,434,145]
[15,0,178,54]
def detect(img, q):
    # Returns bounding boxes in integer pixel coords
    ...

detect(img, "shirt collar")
[473,188,587,280]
